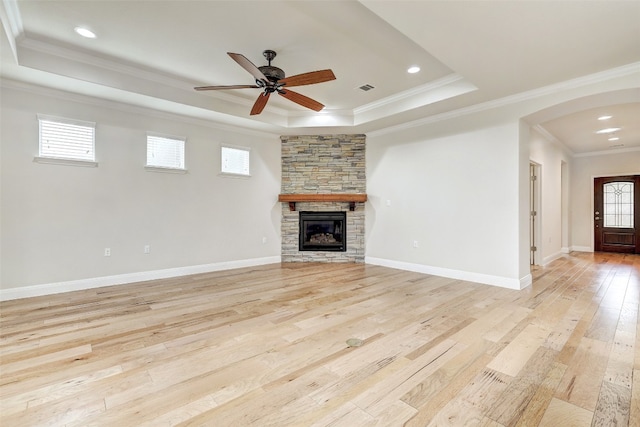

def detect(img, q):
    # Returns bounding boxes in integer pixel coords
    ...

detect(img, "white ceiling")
[1,0,639,154]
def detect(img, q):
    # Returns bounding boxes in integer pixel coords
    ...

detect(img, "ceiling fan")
[194,50,336,115]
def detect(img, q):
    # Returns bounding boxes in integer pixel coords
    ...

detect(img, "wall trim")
[0,79,279,139]
[542,251,565,266]
[365,257,531,290]
[573,146,640,158]
[531,124,575,157]
[570,246,593,252]
[368,62,640,138]
[354,74,466,114]
[0,0,23,59]
[0,256,281,301]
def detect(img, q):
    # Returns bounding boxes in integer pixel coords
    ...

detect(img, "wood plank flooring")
[1,252,638,426]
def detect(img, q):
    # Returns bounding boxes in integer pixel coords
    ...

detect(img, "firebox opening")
[299,211,346,252]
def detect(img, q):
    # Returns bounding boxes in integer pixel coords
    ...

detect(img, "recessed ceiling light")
[407,66,420,74]
[608,136,620,141]
[74,27,96,39]
[596,127,621,134]
[597,115,612,120]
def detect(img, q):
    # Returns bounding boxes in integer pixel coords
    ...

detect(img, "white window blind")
[146,134,185,169]
[221,146,250,176]
[38,116,95,161]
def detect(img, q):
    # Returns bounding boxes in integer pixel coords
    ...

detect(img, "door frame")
[530,162,542,265]
[561,161,569,254]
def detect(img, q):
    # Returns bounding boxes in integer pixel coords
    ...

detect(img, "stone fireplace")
[280,134,366,263]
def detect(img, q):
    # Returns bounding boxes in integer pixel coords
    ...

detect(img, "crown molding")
[5,4,638,136]
[368,62,640,137]
[572,146,640,158]
[0,0,22,60]
[1,0,22,38]
[531,124,575,157]
[17,34,292,115]
[354,73,468,114]
[1,78,281,138]
[353,74,477,126]
[11,34,477,131]
[20,35,199,89]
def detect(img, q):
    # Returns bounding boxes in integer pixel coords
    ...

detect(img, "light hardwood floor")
[1,252,638,426]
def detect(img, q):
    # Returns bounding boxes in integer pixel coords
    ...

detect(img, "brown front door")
[594,175,640,253]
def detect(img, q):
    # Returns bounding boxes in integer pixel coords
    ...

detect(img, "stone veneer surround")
[280,134,366,262]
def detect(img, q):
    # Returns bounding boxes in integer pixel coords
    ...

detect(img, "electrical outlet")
[386,200,391,207]
[413,240,419,248]
[104,248,111,256]
[262,237,267,244]
[144,245,150,254]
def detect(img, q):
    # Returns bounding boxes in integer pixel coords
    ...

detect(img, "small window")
[38,115,96,162]
[146,134,185,170]
[221,145,250,176]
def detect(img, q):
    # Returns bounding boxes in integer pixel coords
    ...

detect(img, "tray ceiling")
[1,0,639,154]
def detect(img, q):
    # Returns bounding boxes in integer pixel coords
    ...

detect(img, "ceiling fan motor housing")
[259,49,285,83]
[258,66,285,82]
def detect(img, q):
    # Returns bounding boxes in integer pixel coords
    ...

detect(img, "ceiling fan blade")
[279,69,336,87]
[194,84,259,91]
[228,52,268,82]
[250,92,271,115]
[278,89,325,112]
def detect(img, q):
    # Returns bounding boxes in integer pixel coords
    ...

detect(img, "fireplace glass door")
[299,211,346,252]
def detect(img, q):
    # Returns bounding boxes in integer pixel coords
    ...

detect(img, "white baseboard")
[365,257,531,290]
[561,247,570,254]
[0,256,281,301]
[542,251,565,266]
[570,246,593,253]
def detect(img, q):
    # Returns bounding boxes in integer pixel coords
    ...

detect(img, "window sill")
[144,166,188,174]
[219,172,251,179]
[33,156,98,167]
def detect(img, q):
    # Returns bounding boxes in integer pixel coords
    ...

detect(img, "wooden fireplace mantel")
[278,194,368,211]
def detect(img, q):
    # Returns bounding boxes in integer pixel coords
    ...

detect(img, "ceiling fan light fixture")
[74,27,96,39]
[407,65,420,74]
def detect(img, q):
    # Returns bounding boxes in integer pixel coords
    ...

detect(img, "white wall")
[570,150,640,251]
[2,66,637,298]
[529,127,571,265]
[366,120,528,289]
[1,86,282,294]
[362,63,638,290]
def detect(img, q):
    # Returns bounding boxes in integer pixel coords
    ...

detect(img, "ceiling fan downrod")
[263,49,276,65]
[258,49,285,83]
